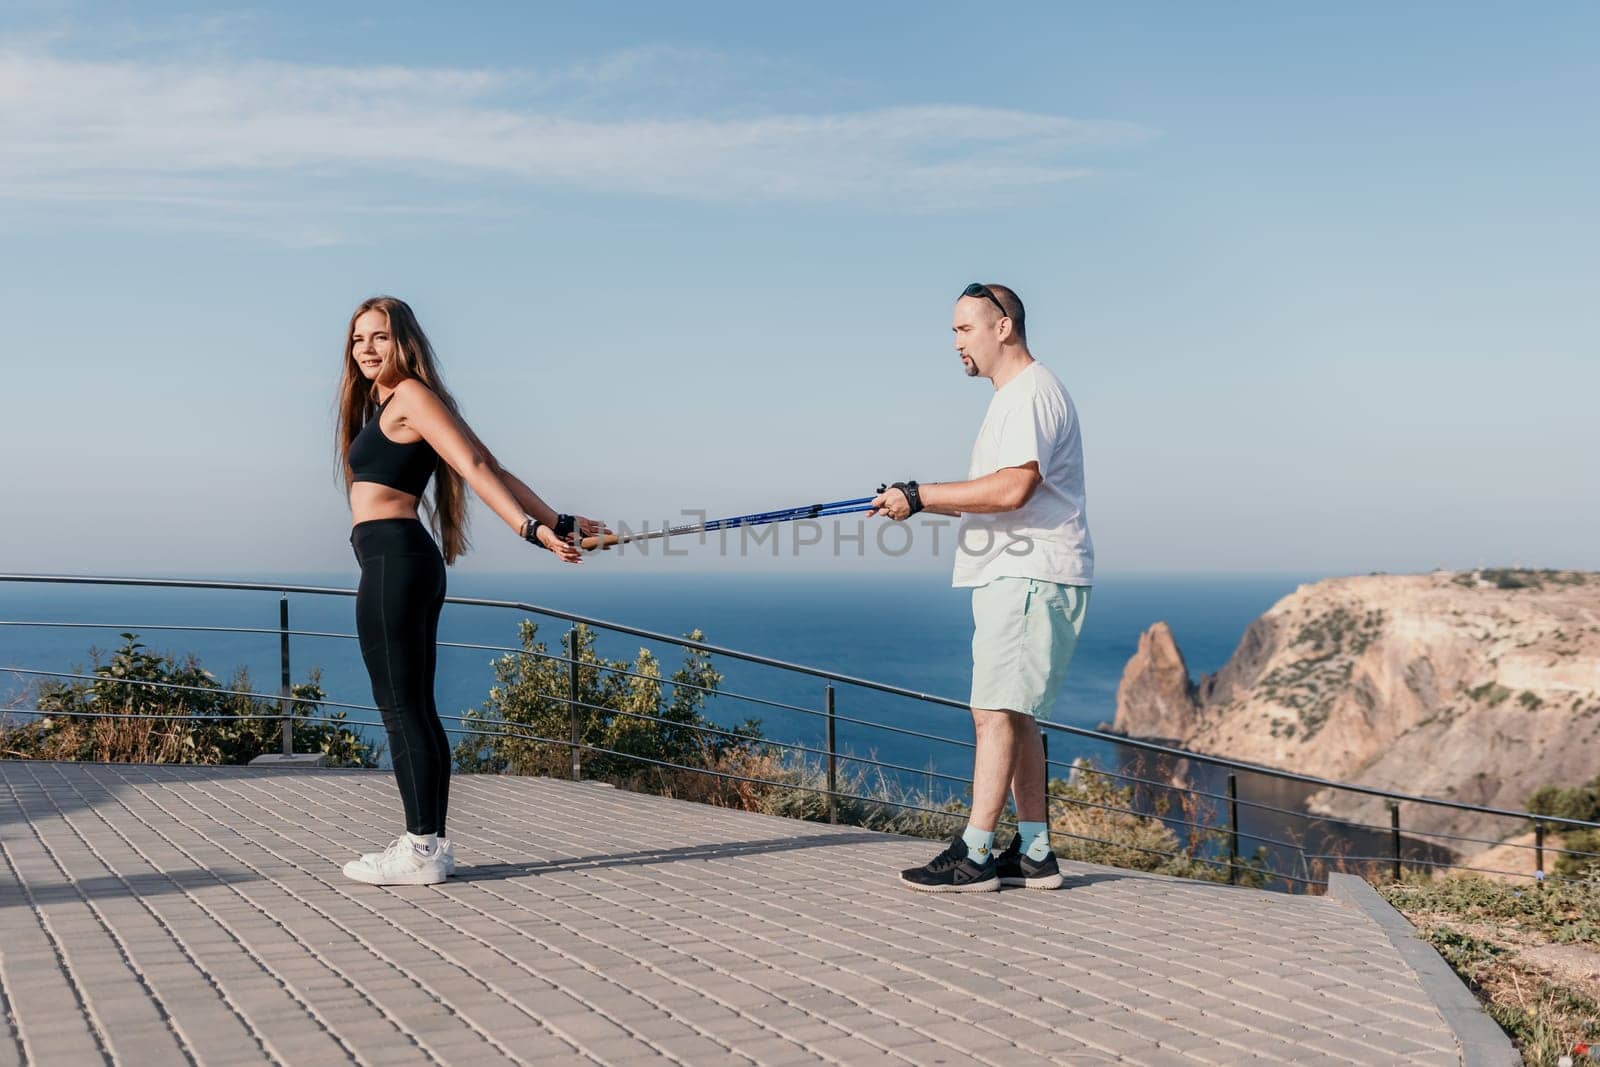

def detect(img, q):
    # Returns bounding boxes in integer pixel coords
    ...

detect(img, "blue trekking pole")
[580,497,876,551]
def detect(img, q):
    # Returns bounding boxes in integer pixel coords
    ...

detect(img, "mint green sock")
[1017,821,1051,861]
[961,825,995,864]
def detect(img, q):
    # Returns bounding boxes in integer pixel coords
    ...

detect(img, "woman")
[336,295,600,886]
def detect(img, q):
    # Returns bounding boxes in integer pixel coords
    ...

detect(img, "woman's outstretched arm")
[451,409,606,540]
[390,379,583,562]
[454,418,606,541]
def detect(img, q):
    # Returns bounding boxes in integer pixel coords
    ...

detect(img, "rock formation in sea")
[1113,570,1600,854]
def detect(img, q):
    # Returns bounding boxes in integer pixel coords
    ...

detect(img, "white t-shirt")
[951,362,1095,588]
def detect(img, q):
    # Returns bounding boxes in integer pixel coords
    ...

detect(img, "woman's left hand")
[538,524,583,563]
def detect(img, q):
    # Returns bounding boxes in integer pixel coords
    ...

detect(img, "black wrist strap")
[554,514,576,539]
[523,517,548,548]
[892,480,924,516]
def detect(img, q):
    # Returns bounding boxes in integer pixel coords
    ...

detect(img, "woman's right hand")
[537,524,583,564]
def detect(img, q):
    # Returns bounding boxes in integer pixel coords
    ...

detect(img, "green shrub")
[453,621,778,808]
[2,634,375,767]
[1484,569,1538,589]
[1450,568,1592,589]
[1527,783,1600,823]
[1525,779,1600,878]
[1468,681,1513,707]
[1555,829,1600,879]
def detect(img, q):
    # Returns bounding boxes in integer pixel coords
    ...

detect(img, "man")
[870,282,1093,893]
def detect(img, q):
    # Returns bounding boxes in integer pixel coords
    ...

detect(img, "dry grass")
[1,711,194,763]
[612,742,788,811]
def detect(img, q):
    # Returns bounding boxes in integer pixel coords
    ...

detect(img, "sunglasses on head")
[961,283,1009,319]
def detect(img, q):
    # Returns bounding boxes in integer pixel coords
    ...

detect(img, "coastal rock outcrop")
[1112,571,1600,852]
[1113,622,1199,742]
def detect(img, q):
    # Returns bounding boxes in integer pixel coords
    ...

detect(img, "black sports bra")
[349,395,437,497]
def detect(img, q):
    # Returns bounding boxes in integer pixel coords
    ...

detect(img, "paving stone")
[1128,1050,1215,1067]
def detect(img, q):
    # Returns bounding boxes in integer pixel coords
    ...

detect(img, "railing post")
[1390,802,1402,882]
[1040,727,1051,828]
[278,594,293,757]
[1535,820,1545,881]
[568,626,581,781]
[825,684,837,824]
[1227,773,1239,885]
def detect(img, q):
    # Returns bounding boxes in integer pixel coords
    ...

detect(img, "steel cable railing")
[2,661,971,802]
[505,646,981,747]
[1049,758,1236,804]
[4,572,1598,894]
[3,620,975,748]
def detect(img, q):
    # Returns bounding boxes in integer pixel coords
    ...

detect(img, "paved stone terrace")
[0,762,1497,1065]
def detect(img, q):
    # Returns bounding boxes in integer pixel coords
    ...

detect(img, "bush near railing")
[1,633,378,767]
[1528,775,1600,878]
[453,621,781,809]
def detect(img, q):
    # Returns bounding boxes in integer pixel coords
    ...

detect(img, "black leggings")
[351,518,450,836]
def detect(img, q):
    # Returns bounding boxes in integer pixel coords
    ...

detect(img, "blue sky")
[3,3,1596,578]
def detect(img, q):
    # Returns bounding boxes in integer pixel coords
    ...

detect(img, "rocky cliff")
[1113,570,1600,852]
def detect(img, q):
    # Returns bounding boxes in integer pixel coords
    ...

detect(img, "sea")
[5,569,1428,880]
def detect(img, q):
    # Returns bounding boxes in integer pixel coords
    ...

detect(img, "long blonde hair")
[335,296,471,564]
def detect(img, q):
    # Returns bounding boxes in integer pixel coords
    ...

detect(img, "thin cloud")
[0,49,1156,236]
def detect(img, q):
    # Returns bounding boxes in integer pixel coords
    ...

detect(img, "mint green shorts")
[970,578,1091,718]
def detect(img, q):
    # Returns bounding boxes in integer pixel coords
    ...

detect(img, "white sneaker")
[342,835,449,886]
[355,836,456,876]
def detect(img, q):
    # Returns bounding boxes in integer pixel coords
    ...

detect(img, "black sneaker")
[899,836,1000,893]
[995,834,1065,889]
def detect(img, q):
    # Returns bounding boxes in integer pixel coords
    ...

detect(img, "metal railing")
[4,572,1599,894]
